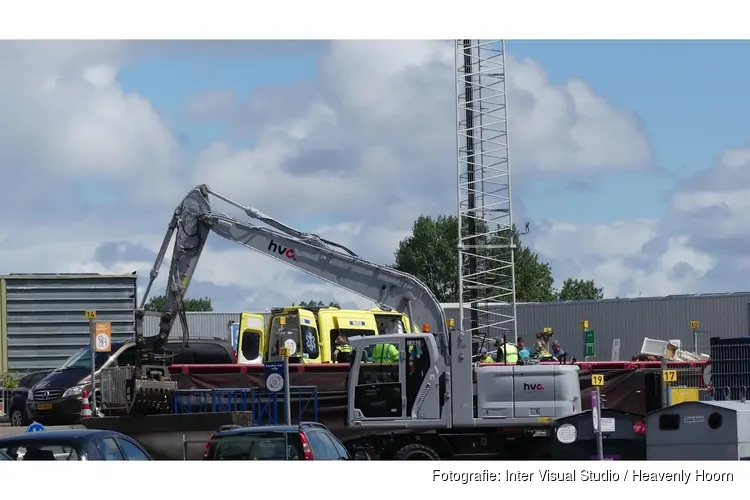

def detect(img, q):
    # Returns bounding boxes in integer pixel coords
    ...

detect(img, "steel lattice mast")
[455,40,518,346]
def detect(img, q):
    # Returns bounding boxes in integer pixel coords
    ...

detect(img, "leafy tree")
[1,372,19,389]
[394,214,595,303]
[293,300,341,308]
[393,215,459,302]
[143,295,214,312]
[557,278,603,301]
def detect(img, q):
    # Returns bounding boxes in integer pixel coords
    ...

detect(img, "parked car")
[27,339,236,425]
[203,422,353,460]
[0,429,152,460]
[7,371,52,427]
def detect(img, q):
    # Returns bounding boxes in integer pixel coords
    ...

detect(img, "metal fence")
[657,339,750,406]
[0,387,8,418]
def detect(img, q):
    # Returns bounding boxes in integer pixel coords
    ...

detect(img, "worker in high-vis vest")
[372,343,399,363]
[477,347,494,363]
[494,338,518,365]
[532,340,553,361]
[332,335,352,363]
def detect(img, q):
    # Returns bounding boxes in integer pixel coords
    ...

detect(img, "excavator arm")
[138,185,448,365]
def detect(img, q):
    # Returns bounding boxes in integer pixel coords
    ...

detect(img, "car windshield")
[213,433,304,460]
[0,442,81,461]
[58,348,111,371]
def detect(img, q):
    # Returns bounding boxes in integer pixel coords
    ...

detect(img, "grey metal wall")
[1,274,138,372]
[141,312,240,341]
[442,292,750,360]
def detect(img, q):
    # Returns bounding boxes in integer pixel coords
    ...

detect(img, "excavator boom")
[137,184,448,367]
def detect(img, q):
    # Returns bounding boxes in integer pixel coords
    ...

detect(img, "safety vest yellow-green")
[535,348,551,360]
[498,344,518,364]
[333,343,352,363]
[372,343,399,363]
[479,355,493,363]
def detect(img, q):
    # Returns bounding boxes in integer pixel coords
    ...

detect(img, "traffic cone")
[80,388,92,419]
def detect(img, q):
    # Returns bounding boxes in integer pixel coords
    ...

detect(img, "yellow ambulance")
[247,306,417,364]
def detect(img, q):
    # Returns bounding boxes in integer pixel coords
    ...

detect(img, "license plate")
[35,403,52,410]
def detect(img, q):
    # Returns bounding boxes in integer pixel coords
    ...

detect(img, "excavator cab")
[346,333,450,429]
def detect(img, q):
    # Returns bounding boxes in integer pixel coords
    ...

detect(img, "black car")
[28,339,236,425]
[0,429,152,460]
[203,422,353,460]
[6,371,52,427]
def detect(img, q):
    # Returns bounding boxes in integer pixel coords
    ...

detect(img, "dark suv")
[27,339,236,425]
[203,423,352,460]
[7,371,51,427]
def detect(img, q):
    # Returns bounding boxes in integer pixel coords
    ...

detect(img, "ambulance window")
[240,330,260,360]
[268,315,298,356]
[330,329,376,354]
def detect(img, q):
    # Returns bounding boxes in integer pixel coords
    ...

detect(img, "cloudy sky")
[2,40,749,312]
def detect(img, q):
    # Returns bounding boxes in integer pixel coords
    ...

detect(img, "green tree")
[1,372,19,389]
[393,215,562,303]
[143,295,214,312]
[557,278,603,301]
[394,215,459,302]
[293,300,341,308]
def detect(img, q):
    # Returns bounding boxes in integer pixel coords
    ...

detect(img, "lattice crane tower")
[455,40,518,346]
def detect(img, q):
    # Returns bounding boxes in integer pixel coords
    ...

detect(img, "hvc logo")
[268,240,296,261]
[523,383,544,391]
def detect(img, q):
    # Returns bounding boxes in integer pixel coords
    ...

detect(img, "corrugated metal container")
[0,273,138,373]
[142,312,240,341]
[442,292,750,360]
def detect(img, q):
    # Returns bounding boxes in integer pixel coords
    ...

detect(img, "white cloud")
[0,43,178,186]
[508,58,653,173]
[3,39,741,315]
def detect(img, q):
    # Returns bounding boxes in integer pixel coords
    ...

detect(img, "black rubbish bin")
[550,409,646,460]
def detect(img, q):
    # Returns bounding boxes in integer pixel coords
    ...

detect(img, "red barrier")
[169,359,711,375]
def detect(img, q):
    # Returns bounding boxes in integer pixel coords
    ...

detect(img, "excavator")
[131,185,582,459]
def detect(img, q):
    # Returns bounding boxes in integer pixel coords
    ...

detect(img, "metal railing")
[173,386,319,426]
[658,339,750,406]
[0,387,8,418]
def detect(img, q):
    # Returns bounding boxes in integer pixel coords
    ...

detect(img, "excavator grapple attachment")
[127,365,177,415]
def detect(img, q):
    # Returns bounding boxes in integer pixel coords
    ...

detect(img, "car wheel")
[9,408,26,427]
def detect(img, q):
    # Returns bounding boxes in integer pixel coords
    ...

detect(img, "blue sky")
[120,49,319,151]
[513,41,750,222]
[118,41,750,228]
[5,40,750,309]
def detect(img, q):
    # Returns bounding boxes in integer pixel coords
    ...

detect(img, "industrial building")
[442,292,750,360]
[141,312,239,342]
[4,283,750,372]
[143,292,750,362]
[0,273,138,372]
